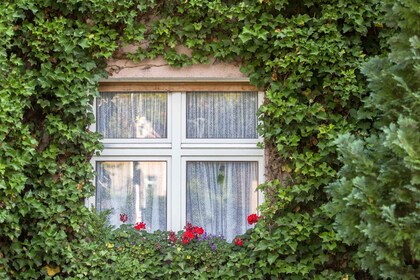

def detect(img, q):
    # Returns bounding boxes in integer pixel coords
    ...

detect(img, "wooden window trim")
[99,81,258,92]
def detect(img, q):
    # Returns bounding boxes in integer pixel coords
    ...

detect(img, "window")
[90,81,264,240]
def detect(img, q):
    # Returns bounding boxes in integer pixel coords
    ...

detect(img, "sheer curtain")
[186,161,258,241]
[97,92,167,138]
[186,92,258,139]
[96,162,167,231]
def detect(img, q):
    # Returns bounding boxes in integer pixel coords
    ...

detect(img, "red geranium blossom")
[184,230,194,239]
[119,213,128,223]
[247,214,260,225]
[193,226,204,235]
[234,238,243,246]
[168,231,178,243]
[181,223,204,245]
[182,237,190,245]
[184,223,193,231]
[182,229,195,245]
[134,222,146,231]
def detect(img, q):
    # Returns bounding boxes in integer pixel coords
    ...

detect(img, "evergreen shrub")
[327,0,420,278]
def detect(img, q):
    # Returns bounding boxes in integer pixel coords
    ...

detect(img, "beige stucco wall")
[105,46,248,80]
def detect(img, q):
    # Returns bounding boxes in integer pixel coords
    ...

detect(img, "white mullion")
[257,156,265,212]
[180,148,264,157]
[86,158,96,209]
[179,92,186,230]
[256,90,265,210]
[182,139,260,145]
[258,91,264,143]
[170,92,183,231]
[97,148,173,157]
[89,96,97,133]
[181,143,263,149]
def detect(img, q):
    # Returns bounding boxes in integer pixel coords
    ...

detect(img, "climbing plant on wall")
[0,0,390,279]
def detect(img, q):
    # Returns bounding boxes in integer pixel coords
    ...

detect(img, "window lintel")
[99,80,259,92]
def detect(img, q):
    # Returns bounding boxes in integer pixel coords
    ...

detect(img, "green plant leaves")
[0,0,392,279]
[327,2,420,275]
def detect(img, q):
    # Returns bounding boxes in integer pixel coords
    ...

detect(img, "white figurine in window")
[135,116,160,138]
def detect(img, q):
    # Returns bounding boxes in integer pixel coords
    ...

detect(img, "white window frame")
[89,82,265,233]
[91,156,171,229]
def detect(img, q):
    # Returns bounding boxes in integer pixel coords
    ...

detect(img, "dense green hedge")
[0,0,399,279]
[327,0,420,279]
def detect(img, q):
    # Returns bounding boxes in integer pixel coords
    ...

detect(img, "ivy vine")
[0,0,388,279]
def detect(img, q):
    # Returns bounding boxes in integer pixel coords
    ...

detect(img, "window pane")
[96,161,167,231]
[186,92,258,139]
[186,161,258,241]
[97,92,167,138]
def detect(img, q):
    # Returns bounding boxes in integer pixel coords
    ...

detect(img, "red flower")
[168,231,178,243]
[182,229,195,245]
[234,238,243,246]
[182,237,190,245]
[119,213,128,223]
[247,214,260,225]
[134,222,146,231]
[184,222,193,232]
[193,226,204,235]
[184,230,194,239]
[181,223,204,245]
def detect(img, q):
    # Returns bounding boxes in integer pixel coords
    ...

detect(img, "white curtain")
[186,161,258,241]
[97,92,167,138]
[96,162,167,231]
[186,92,258,139]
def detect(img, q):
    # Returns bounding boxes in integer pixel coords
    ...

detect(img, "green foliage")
[0,1,120,278]
[243,1,386,279]
[327,0,420,278]
[99,225,257,279]
[0,0,389,279]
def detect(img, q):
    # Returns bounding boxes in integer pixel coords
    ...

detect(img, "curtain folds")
[186,92,258,139]
[97,92,167,138]
[96,162,167,231]
[186,161,258,241]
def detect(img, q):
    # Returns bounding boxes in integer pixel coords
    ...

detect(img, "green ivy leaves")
[0,0,388,279]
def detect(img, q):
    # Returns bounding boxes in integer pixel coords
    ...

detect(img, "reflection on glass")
[97,92,167,138]
[186,92,258,139]
[96,161,167,231]
[186,161,258,241]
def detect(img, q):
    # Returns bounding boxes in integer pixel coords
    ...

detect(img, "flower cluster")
[247,214,260,225]
[168,231,178,244]
[119,213,261,248]
[182,223,204,245]
[234,238,243,246]
[134,222,146,231]
[120,213,128,223]
[182,231,194,245]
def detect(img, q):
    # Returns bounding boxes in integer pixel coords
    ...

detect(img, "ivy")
[0,0,392,279]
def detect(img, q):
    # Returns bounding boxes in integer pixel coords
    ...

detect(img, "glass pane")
[186,92,258,139]
[97,92,167,138]
[186,161,258,241]
[96,161,167,231]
